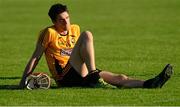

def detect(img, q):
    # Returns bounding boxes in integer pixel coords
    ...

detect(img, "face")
[54,11,71,32]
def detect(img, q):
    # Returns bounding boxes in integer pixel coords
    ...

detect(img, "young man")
[19,3,173,89]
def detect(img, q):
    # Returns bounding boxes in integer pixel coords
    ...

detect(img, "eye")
[66,16,69,19]
[58,19,65,22]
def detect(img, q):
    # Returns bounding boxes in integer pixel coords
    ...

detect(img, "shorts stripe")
[57,62,72,80]
[63,62,71,73]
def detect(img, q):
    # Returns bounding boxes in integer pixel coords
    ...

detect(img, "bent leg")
[99,71,145,88]
[69,31,96,77]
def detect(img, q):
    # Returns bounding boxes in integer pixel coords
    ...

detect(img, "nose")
[60,19,67,25]
[64,19,68,24]
[59,19,67,24]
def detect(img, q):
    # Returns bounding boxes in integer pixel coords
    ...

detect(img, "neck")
[54,26,68,36]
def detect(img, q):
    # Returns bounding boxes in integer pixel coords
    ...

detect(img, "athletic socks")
[143,64,173,88]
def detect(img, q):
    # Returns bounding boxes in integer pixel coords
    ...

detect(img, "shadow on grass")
[0,77,118,90]
[0,76,21,80]
[0,76,21,90]
[0,85,61,90]
[0,76,59,90]
[0,85,21,90]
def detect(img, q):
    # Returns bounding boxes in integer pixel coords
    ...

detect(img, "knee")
[118,74,129,80]
[81,31,93,42]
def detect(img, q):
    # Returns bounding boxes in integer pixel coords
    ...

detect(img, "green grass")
[0,0,180,106]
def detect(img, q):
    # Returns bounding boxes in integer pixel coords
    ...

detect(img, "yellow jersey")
[37,24,80,80]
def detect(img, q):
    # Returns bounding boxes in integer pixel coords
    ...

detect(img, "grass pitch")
[0,0,180,106]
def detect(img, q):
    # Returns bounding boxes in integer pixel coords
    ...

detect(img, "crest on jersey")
[71,37,76,45]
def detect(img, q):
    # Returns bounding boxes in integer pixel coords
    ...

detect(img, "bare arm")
[19,43,45,89]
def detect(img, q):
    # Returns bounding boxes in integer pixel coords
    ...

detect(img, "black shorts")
[56,62,101,87]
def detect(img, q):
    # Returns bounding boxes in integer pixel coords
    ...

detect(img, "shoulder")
[70,24,80,36]
[37,26,57,44]
[40,26,56,34]
[70,24,80,30]
[39,26,57,39]
[71,24,80,28]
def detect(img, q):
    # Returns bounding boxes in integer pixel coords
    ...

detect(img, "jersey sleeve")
[74,24,80,37]
[37,28,52,49]
[76,25,80,37]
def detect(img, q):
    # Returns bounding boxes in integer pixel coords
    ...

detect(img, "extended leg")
[99,64,173,88]
[99,71,144,88]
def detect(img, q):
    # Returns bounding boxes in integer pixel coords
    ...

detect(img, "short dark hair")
[48,3,68,22]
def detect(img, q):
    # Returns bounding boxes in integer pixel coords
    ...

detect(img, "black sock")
[143,78,154,88]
